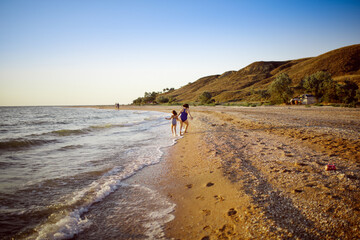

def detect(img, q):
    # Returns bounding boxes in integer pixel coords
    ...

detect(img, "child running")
[178,104,193,135]
[165,110,179,136]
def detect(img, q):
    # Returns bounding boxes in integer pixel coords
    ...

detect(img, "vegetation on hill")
[132,88,176,105]
[269,73,294,104]
[132,44,360,106]
[298,71,359,106]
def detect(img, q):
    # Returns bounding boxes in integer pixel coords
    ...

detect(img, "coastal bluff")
[162,44,360,103]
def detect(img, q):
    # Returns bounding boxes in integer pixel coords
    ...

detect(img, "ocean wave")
[89,123,126,129]
[0,160,16,168]
[25,146,169,240]
[58,145,84,151]
[25,120,51,126]
[33,208,91,240]
[49,123,133,137]
[50,129,90,136]
[26,115,159,139]
[0,138,56,150]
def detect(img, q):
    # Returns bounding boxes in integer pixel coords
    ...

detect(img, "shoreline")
[82,105,360,239]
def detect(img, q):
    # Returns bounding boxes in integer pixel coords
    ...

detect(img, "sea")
[0,106,177,240]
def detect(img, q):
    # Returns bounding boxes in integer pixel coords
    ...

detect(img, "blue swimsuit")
[180,108,188,122]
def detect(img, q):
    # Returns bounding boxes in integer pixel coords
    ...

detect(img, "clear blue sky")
[0,0,359,106]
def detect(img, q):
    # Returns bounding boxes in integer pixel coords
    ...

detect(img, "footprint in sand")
[227,208,240,223]
[217,224,235,238]
[186,184,193,189]
[214,195,225,202]
[196,195,205,200]
[227,208,237,216]
[202,209,211,216]
[203,225,210,231]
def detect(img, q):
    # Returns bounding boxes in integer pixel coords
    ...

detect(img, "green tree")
[336,80,359,104]
[199,91,212,104]
[318,73,337,102]
[156,95,169,104]
[143,91,158,103]
[132,97,143,105]
[356,89,360,103]
[303,71,334,101]
[259,89,270,99]
[269,73,293,103]
[302,73,321,99]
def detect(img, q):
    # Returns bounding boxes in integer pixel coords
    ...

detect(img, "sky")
[0,0,359,106]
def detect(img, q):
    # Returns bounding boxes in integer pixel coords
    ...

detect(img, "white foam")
[27,111,179,240]
[133,185,176,240]
[32,206,90,240]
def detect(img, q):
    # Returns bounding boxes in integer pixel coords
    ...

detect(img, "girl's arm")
[177,109,183,117]
[188,109,193,120]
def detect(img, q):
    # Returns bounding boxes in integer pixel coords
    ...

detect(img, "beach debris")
[206,182,214,187]
[325,164,336,171]
[186,184,193,189]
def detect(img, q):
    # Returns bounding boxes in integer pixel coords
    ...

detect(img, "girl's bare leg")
[180,121,184,135]
[184,120,189,133]
[172,125,177,136]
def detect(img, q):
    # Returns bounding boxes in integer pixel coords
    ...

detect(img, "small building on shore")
[290,94,317,105]
[301,94,316,104]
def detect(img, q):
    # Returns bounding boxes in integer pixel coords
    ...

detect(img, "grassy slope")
[162,44,360,103]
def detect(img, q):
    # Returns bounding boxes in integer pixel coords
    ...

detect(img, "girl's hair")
[172,110,177,115]
[183,104,189,108]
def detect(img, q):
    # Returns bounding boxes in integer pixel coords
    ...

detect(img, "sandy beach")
[96,105,360,239]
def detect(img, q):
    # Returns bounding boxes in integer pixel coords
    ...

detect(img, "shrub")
[143,91,158,103]
[268,73,293,104]
[199,92,212,104]
[132,97,143,105]
[338,80,359,104]
[319,74,337,102]
[168,96,176,104]
[302,71,332,100]
[156,96,169,104]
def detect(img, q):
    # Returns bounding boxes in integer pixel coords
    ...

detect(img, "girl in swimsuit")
[165,110,179,136]
[178,104,193,135]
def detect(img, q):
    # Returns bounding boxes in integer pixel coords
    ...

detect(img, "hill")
[162,44,360,103]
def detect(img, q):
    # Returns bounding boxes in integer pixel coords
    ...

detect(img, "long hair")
[172,110,177,115]
[183,104,189,108]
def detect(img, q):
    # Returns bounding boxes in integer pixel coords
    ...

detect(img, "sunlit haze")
[1,0,359,106]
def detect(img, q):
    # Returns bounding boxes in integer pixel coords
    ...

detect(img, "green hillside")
[161,44,360,103]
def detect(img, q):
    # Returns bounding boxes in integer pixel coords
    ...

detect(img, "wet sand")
[88,105,360,239]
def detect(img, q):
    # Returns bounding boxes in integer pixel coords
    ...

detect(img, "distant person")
[165,110,179,136]
[178,104,193,135]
